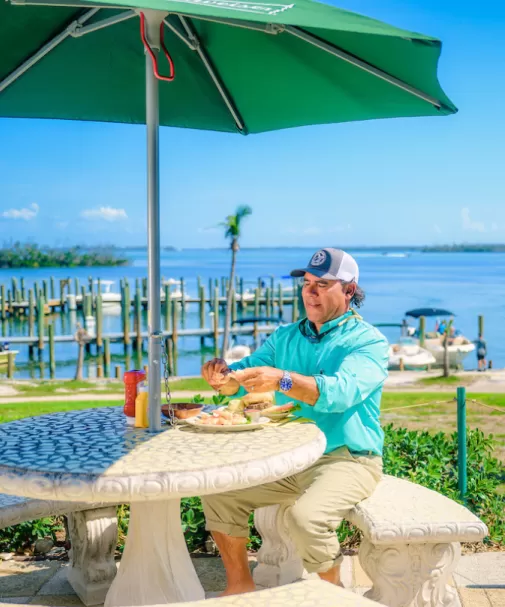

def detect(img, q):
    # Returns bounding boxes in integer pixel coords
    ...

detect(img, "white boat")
[161,279,189,302]
[225,344,251,366]
[388,339,435,370]
[422,334,475,367]
[94,280,121,306]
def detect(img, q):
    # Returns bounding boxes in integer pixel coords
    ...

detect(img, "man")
[201,248,389,595]
[474,334,487,371]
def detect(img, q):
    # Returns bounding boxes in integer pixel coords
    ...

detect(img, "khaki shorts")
[202,446,382,574]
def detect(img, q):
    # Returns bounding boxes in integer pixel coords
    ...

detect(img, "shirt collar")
[306,310,354,336]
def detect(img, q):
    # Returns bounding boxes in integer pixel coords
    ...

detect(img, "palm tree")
[221,205,252,358]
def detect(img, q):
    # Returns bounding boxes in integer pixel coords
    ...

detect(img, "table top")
[0,407,326,503]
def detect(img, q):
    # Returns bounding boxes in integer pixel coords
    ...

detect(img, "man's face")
[301,272,355,327]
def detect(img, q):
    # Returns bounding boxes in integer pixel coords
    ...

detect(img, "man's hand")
[201,358,240,395]
[233,367,283,393]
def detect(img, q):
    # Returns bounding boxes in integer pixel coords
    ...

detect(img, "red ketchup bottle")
[123,370,146,425]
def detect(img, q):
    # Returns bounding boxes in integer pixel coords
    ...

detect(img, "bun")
[242,392,275,406]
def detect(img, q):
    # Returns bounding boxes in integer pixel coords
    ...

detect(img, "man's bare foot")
[220,583,256,597]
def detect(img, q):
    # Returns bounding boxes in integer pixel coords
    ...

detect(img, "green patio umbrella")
[0,0,457,430]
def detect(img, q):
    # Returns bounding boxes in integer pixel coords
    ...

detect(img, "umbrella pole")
[146,51,162,432]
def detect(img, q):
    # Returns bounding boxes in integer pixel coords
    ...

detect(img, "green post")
[266,287,272,318]
[239,278,245,313]
[7,290,13,317]
[419,316,426,347]
[123,281,131,353]
[7,351,15,379]
[199,285,205,329]
[104,338,111,378]
[43,279,49,302]
[50,276,55,300]
[221,277,226,297]
[142,278,148,299]
[164,285,171,332]
[48,323,55,379]
[37,296,45,356]
[0,285,5,321]
[89,276,94,299]
[278,283,284,320]
[180,277,186,325]
[20,278,26,302]
[232,288,237,323]
[213,287,219,357]
[457,386,467,502]
[11,278,19,303]
[28,289,35,337]
[96,295,103,352]
[135,288,142,353]
[172,299,179,361]
[478,315,484,338]
[254,287,260,318]
[74,277,79,296]
[59,279,66,310]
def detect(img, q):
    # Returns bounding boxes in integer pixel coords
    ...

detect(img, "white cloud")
[433,224,442,234]
[81,206,128,222]
[1,202,39,220]
[461,207,486,233]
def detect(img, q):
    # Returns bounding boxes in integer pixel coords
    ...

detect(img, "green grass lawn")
[7,377,210,397]
[416,374,480,387]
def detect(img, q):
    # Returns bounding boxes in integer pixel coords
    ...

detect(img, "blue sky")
[0,0,504,249]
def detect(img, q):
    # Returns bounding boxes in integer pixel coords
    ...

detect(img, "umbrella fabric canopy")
[406,308,455,318]
[0,0,456,430]
[1,0,457,133]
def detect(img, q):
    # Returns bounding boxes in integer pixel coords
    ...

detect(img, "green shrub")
[1,427,504,554]
[0,517,63,552]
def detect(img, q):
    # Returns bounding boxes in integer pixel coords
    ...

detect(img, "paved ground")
[1,553,503,606]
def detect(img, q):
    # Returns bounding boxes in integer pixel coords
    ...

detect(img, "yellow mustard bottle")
[134,381,149,428]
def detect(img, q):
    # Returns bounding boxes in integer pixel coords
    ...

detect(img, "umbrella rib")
[0,7,99,94]
[285,26,447,111]
[177,15,247,134]
[71,9,136,37]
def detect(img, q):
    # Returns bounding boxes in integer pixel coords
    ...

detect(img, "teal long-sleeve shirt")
[229,311,389,456]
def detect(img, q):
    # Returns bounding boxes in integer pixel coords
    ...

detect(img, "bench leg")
[67,507,118,606]
[253,505,309,588]
[359,539,461,607]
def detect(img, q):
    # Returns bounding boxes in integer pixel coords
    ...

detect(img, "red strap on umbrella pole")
[140,12,175,82]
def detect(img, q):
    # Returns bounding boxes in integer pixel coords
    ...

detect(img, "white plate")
[184,416,270,432]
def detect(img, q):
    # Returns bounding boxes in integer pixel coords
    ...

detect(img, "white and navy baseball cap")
[290,248,359,283]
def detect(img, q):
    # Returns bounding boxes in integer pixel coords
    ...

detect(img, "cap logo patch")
[311,250,327,266]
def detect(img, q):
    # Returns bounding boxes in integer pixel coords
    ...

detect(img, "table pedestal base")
[104,500,205,607]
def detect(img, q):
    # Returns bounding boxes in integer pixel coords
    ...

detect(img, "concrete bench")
[170,580,386,606]
[0,494,118,606]
[253,475,488,607]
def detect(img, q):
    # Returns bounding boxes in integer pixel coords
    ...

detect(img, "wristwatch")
[279,371,293,393]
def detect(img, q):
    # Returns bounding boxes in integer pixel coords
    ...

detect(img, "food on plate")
[162,403,204,420]
[241,392,275,411]
[196,409,249,426]
[227,398,245,413]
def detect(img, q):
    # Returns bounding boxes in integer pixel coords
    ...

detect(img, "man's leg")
[202,477,299,596]
[284,448,382,586]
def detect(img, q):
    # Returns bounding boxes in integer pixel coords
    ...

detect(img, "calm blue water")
[1,248,503,379]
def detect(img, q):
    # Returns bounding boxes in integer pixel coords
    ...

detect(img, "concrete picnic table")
[0,406,326,606]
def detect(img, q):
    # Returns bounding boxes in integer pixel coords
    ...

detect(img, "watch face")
[280,373,293,392]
